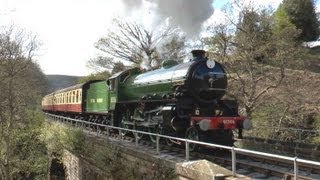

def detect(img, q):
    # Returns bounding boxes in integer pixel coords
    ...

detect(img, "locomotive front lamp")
[206,59,216,69]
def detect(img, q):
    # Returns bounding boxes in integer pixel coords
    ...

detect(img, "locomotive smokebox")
[191,49,206,59]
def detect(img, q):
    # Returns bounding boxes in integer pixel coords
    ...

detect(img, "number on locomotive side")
[223,120,234,124]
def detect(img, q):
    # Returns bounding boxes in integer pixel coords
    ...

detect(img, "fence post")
[231,147,236,176]
[294,157,298,180]
[96,126,99,136]
[156,135,160,155]
[185,140,189,161]
[135,130,138,146]
[119,129,122,140]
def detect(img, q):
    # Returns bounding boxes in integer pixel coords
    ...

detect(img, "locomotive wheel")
[186,127,200,151]
[120,109,132,136]
[134,126,144,140]
[148,126,161,143]
[166,138,174,147]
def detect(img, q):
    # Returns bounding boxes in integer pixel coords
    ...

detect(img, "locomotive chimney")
[191,50,206,59]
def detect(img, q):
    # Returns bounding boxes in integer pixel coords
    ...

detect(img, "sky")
[0,0,317,76]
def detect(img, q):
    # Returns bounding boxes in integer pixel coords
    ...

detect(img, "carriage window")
[72,91,75,103]
[76,90,79,103]
[66,92,69,103]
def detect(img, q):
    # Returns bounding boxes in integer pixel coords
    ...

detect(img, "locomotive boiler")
[42,50,251,149]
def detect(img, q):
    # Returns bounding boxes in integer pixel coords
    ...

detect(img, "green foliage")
[9,111,48,179]
[279,0,320,41]
[0,25,50,179]
[65,127,86,154]
[89,144,124,177]
[273,5,297,35]
[41,122,86,157]
[311,115,320,144]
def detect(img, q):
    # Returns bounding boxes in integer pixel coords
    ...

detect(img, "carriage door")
[107,77,118,110]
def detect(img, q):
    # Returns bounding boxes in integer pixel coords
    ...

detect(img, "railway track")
[47,114,320,179]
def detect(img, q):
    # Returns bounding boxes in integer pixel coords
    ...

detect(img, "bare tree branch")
[94,18,183,69]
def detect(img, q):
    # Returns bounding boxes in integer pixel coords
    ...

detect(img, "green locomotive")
[42,50,251,148]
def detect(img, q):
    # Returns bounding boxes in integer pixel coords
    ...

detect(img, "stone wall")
[60,134,176,180]
[60,131,249,180]
[63,149,108,180]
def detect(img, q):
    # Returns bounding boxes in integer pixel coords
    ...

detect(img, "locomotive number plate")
[223,120,235,124]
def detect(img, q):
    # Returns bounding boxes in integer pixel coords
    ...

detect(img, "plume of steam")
[120,0,214,36]
[121,0,143,11]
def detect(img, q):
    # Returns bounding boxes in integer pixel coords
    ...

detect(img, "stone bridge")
[48,125,248,180]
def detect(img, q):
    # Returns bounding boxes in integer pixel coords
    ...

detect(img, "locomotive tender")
[42,50,251,148]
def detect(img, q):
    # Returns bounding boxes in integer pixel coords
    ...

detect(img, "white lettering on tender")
[97,98,103,103]
[111,97,117,103]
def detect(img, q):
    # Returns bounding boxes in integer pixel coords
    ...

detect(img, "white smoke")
[120,0,215,36]
[121,0,143,11]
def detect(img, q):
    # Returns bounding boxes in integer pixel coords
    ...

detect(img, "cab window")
[108,79,116,91]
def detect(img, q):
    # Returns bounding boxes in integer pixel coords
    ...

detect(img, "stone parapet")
[176,160,250,180]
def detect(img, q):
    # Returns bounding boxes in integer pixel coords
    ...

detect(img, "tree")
[78,71,111,83]
[0,26,48,179]
[202,24,233,59]
[95,18,184,69]
[86,56,128,75]
[204,2,303,119]
[157,35,187,64]
[277,0,320,41]
[111,61,127,74]
[272,4,296,35]
[83,55,127,83]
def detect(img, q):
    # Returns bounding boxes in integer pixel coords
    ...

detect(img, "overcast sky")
[0,0,315,76]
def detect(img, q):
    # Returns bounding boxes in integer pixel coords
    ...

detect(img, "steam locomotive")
[42,50,251,149]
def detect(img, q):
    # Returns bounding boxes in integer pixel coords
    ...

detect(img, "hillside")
[46,75,82,93]
[239,68,320,143]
